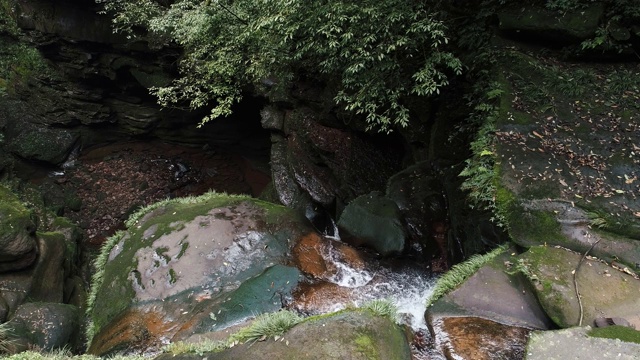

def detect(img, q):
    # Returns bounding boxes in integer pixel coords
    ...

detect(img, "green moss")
[168,268,178,285]
[0,184,34,239]
[588,326,640,344]
[176,239,189,259]
[355,332,379,359]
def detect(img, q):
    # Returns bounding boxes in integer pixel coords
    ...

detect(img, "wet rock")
[430,316,529,360]
[526,326,640,360]
[260,105,285,131]
[293,232,366,281]
[28,233,69,303]
[498,4,604,45]
[272,106,400,213]
[271,134,308,208]
[87,194,314,355]
[386,161,448,260]
[338,191,406,257]
[426,250,554,331]
[518,246,640,329]
[0,185,37,272]
[8,302,81,352]
[157,311,411,360]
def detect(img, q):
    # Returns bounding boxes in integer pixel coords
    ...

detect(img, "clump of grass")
[3,348,145,360]
[0,322,15,354]
[227,310,303,344]
[426,245,506,307]
[84,230,126,346]
[163,339,226,356]
[359,299,399,323]
[163,311,303,356]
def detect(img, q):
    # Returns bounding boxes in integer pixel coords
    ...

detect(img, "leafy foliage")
[97,0,461,132]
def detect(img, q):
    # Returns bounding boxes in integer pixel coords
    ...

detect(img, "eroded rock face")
[87,194,315,355]
[269,106,401,214]
[9,302,81,352]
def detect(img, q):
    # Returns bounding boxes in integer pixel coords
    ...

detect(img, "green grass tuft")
[163,339,226,355]
[3,349,145,360]
[124,190,250,228]
[359,299,399,323]
[426,245,507,307]
[84,230,126,347]
[227,310,303,344]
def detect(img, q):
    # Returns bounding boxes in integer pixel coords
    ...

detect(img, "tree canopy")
[96,0,462,132]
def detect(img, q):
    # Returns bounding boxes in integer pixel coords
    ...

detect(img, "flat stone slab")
[427,251,553,330]
[526,326,640,360]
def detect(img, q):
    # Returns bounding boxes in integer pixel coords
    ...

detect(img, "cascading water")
[295,238,438,332]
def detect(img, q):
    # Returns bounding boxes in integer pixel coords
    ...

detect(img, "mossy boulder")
[518,246,640,329]
[426,250,553,331]
[7,302,81,352]
[338,191,406,256]
[5,122,78,165]
[87,193,314,355]
[0,184,37,272]
[157,310,411,360]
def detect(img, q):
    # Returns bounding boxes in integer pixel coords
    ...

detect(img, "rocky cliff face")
[1,0,269,176]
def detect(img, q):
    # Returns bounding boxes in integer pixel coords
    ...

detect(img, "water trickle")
[306,242,436,331]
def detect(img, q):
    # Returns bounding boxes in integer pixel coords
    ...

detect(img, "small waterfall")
[319,250,436,331]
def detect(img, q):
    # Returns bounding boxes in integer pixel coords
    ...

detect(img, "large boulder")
[87,193,316,355]
[157,310,412,360]
[426,250,554,331]
[8,302,81,352]
[338,191,406,257]
[487,49,640,272]
[518,246,640,329]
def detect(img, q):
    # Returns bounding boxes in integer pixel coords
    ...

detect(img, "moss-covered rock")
[87,193,314,355]
[518,246,640,329]
[0,184,37,272]
[8,302,81,352]
[157,310,411,360]
[486,49,640,271]
[338,191,406,256]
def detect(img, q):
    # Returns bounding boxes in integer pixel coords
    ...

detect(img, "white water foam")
[353,268,436,331]
[322,251,436,331]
